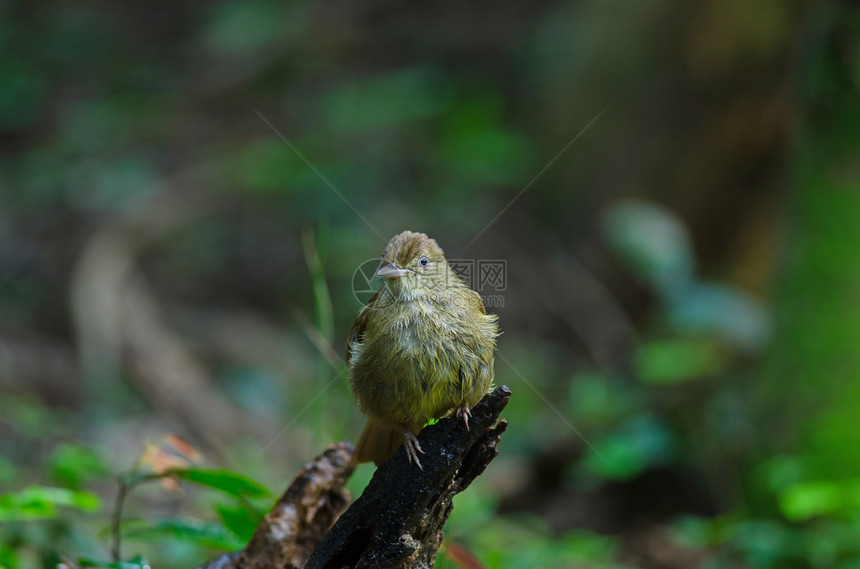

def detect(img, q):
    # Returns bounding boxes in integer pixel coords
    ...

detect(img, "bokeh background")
[2,0,860,567]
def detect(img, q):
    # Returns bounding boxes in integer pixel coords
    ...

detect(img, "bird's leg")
[402,427,425,470]
[456,405,472,430]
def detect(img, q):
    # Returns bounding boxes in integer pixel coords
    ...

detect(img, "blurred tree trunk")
[762,0,860,477]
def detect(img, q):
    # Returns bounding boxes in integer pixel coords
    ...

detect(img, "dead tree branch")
[196,385,511,569]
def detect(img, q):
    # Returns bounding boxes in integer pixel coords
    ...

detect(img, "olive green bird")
[347,231,500,469]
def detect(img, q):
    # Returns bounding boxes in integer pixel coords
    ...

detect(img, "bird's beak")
[377,263,411,278]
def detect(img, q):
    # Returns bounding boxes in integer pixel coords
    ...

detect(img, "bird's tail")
[353,419,402,466]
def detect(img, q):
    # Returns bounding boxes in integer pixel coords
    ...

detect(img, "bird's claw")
[456,405,472,430]
[402,428,425,470]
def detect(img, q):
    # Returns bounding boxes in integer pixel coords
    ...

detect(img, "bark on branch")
[196,385,511,569]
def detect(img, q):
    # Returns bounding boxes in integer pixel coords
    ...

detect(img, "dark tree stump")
[197,386,511,569]
[306,385,510,569]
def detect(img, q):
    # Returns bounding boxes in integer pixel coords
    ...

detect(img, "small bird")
[347,231,499,469]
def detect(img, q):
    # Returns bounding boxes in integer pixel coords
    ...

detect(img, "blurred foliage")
[443,517,624,569]
[2,0,859,568]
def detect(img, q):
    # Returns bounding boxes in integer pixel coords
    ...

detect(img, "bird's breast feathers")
[347,298,496,426]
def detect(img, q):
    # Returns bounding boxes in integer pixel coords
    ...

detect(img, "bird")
[346,230,500,469]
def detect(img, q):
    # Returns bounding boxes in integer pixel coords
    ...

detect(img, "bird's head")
[377,231,452,295]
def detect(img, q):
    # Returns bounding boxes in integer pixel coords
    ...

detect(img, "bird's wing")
[346,288,381,364]
[469,288,487,314]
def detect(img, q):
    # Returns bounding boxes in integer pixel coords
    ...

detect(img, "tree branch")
[196,386,511,569]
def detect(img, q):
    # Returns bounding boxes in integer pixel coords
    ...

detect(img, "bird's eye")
[419,256,429,267]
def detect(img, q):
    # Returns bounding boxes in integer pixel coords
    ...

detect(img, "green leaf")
[779,479,860,521]
[582,435,646,480]
[635,338,725,384]
[123,517,245,551]
[601,200,694,298]
[171,468,270,498]
[232,137,300,193]
[323,67,451,134]
[49,443,109,489]
[729,520,800,568]
[0,485,101,521]
[0,542,20,569]
[215,502,262,542]
[669,282,770,352]
[78,555,151,569]
[583,415,676,480]
[438,96,537,187]
[568,372,642,427]
[466,516,618,568]
[202,0,286,57]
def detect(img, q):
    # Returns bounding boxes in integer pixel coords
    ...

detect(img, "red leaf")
[445,541,488,569]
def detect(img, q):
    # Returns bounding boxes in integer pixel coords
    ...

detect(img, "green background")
[1,0,859,567]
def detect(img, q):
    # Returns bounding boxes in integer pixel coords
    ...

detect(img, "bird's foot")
[456,405,472,430]
[402,428,425,470]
